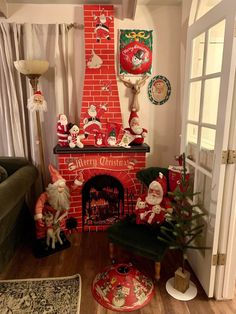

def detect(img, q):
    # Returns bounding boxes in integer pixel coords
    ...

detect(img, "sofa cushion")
[0,166,8,183]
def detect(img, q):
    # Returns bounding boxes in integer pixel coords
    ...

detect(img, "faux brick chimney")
[80,4,122,145]
[54,4,150,232]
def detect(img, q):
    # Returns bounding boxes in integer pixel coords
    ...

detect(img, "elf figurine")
[105,123,121,146]
[124,111,147,145]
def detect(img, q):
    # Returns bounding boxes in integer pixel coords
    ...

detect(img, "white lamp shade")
[14,60,49,76]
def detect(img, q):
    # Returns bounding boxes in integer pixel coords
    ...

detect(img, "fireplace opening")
[82,174,124,229]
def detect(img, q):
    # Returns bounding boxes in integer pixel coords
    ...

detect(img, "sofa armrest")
[0,164,38,220]
[0,157,33,176]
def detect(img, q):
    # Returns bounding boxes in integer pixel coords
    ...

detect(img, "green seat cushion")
[107,219,169,261]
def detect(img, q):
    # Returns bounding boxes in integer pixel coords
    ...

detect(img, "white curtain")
[0,22,84,185]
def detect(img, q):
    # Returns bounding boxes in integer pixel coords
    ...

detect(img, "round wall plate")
[148,75,171,105]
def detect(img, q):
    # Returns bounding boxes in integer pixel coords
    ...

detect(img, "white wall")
[1,3,182,168]
[117,5,182,167]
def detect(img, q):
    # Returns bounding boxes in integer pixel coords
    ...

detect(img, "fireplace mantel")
[54,144,150,154]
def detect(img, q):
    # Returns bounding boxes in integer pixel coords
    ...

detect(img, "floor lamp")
[14,60,49,189]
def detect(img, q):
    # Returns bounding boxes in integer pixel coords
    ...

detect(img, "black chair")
[107,167,172,281]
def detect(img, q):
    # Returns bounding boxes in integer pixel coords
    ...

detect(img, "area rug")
[0,274,81,314]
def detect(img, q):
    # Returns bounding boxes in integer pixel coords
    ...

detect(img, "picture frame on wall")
[148,75,171,105]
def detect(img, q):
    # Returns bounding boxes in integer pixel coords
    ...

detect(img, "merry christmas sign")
[66,156,137,171]
[119,30,153,75]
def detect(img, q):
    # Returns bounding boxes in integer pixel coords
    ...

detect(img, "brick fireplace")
[54,145,149,232]
[54,4,150,232]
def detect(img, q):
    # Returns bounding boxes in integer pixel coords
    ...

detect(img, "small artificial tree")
[158,153,207,292]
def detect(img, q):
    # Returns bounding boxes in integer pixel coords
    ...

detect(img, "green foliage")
[157,153,208,271]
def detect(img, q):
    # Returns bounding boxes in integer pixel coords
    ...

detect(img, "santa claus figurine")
[27,90,47,112]
[57,114,69,147]
[83,103,107,137]
[34,165,82,248]
[124,111,147,145]
[94,9,112,42]
[135,172,172,225]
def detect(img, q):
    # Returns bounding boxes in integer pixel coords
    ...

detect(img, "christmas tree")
[158,153,208,289]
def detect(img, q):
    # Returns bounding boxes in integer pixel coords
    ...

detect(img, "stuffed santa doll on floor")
[135,172,172,225]
[34,165,82,243]
[124,111,147,145]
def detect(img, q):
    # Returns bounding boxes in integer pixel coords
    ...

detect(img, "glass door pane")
[196,0,222,21]
[186,124,198,162]
[191,32,205,78]
[206,20,225,75]
[188,81,202,122]
[202,78,221,125]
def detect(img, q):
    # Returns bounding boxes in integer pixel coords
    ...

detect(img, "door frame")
[181,0,236,298]
[215,63,236,300]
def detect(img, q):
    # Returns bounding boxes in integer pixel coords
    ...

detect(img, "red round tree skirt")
[91,263,155,312]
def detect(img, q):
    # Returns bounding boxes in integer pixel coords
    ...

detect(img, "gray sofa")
[0,157,38,272]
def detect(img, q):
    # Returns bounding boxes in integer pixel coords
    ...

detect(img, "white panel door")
[181,0,236,297]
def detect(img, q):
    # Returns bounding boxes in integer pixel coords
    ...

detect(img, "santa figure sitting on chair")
[135,172,172,225]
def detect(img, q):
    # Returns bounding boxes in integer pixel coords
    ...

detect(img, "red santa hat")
[149,172,167,195]
[34,90,42,96]
[48,164,64,183]
[128,110,139,125]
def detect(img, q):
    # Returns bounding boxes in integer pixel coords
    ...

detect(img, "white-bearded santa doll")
[135,172,172,225]
[34,164,81,242]
[124,111,147,145]
[27,90,47,112]
[83,103,107,136]
[57,114,69,147]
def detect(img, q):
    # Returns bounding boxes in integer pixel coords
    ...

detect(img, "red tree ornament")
[120,41,152,75]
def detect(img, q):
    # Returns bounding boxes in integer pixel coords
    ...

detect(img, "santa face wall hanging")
[119,30,153,75]
[148,75,171,105]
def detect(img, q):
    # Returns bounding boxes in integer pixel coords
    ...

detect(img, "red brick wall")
[80,5,122,145]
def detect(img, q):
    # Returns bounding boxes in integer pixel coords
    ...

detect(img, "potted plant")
[158,153,208,296]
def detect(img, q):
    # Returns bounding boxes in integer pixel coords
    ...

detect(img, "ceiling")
[1,0,182,19]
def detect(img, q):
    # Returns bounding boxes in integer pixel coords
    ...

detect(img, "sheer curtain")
[0,22,84,185]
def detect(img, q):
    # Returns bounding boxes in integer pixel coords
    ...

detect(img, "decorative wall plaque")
[148,75,171,105]
[119,29,153,75]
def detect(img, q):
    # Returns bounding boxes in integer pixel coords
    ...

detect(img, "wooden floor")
[1,232,236,314]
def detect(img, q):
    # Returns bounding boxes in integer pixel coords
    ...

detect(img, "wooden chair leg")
[109,242,116,263]
[155,261,161,281]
